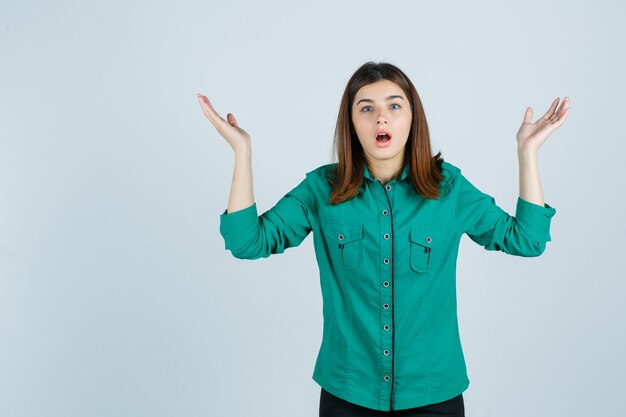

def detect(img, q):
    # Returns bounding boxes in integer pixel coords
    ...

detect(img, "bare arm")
[518,149,543,206]
[228,147,254,213]
[197,93,254,213]
[516,96,570,206]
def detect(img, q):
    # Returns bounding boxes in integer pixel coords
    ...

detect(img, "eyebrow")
[356,95,405,106]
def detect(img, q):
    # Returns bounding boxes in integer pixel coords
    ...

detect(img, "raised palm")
[516,96,570,153]
[197,94,251,152]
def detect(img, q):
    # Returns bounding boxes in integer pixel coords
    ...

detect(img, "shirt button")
[383,258,390,264]
[425,236,432,243]
[384,324,390,331]
[383,233,390,240]
[384,375,391,382]
[385,185,392,191]
[383,303,389,309]
[383,281,389,287]
[338,234,344,240]
[382,209,389,216]
[383,349,390,356]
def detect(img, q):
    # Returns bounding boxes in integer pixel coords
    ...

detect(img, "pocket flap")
[410,224,449,247]
[327,222,364,244]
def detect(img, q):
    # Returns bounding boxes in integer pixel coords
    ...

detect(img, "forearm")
[517,148,545,206]
[227,145,255,214]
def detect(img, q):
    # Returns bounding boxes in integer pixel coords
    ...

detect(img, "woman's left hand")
[516,96,570,154]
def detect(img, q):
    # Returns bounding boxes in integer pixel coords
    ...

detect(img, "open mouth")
[376,132,392,142]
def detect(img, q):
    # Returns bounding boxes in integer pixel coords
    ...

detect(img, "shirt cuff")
[219,203,259,248]
[515,197,557,242]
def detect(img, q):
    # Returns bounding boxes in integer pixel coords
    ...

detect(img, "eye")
[361,105,373,112]
[391,103,401,109]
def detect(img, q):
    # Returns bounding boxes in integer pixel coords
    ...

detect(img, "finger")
[556,96,570,119]
[197,94,216,121]
[197,94,227,126]
[549,97,570,124]
[541,97,560,120]
[523,106,533,124]
[552,106,570,127]
[198,94,222,121]
[227,113,238,127]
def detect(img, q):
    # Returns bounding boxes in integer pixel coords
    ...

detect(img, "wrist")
[517,146,538,160]
[234,144,252,158]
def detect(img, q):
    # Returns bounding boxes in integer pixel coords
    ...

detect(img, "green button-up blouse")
[219,160,556,411]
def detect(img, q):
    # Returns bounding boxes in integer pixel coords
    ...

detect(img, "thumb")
[523,106,533,124]
[227,113,238,126]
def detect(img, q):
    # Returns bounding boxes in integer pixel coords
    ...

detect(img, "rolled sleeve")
[454,170,557,257]
[219,202,260,254]
[514,196,557,243]
[218,175,317,259]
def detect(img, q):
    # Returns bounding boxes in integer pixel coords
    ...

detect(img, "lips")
[374,130,393,148]
[375,130,392,142]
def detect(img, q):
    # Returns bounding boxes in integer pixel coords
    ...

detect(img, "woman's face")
[351,79,412,168]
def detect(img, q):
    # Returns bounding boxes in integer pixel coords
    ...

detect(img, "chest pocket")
[409,224,449,273]
[326,222,364,270]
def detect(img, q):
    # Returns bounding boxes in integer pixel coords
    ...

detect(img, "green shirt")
[219,160,556,411]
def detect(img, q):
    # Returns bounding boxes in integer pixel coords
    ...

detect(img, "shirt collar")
[363,163,410,182]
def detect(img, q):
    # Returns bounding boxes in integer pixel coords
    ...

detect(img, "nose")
[376,108,389,125]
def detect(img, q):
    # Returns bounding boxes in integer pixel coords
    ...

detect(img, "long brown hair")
[326,61,444,205]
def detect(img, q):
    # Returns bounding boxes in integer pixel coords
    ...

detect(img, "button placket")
[377,179,395,404]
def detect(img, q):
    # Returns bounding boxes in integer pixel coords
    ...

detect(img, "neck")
[367,157,404,185]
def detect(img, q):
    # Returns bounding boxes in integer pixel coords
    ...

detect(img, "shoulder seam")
[440,160,460,188]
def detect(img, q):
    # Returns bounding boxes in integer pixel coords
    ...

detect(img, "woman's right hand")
[197,93,251,153]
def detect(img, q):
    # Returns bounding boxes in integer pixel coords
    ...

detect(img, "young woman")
[197,62,569,417]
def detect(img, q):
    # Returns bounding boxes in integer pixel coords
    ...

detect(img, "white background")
[1,1,624,416]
